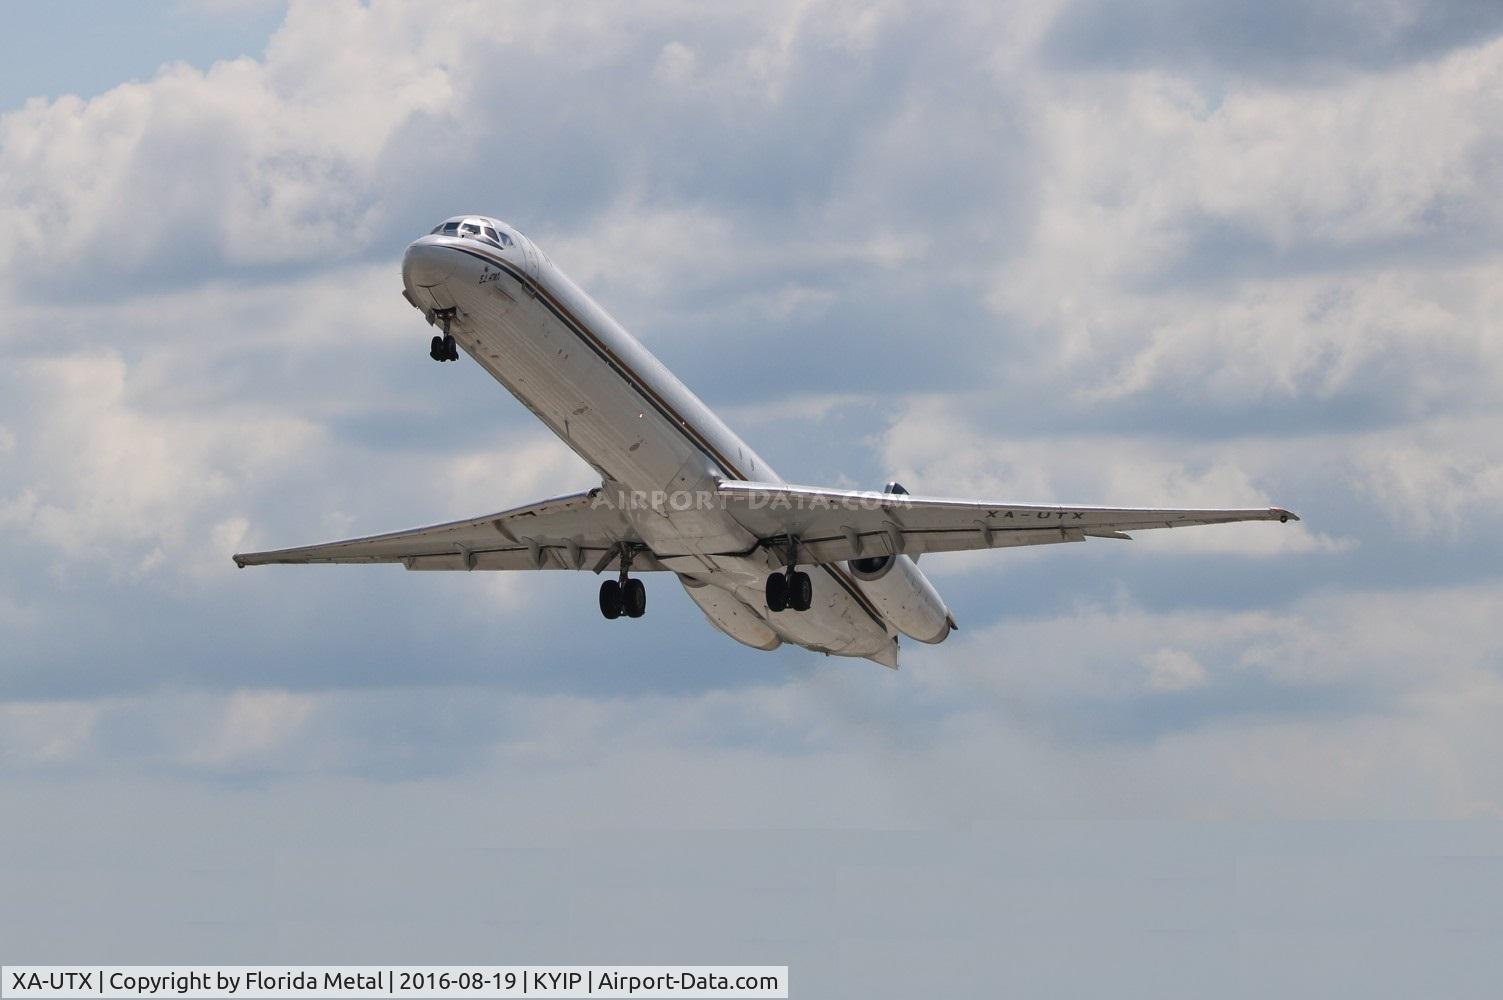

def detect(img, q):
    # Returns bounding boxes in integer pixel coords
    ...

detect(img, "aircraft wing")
[233,488,667,572]
[715,480,1298,563]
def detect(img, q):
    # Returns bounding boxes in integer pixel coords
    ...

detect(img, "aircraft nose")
[402,237,462,314]
[403,238,452,291]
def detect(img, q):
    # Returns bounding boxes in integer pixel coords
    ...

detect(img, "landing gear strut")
[765,536,813,613]
[599,542,647,620]
[429,310,459,362]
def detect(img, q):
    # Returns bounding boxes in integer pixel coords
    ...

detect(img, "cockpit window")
[431,219,514,248]
[486,227,515,247]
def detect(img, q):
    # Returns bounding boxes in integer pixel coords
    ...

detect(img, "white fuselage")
[402,222,914,661]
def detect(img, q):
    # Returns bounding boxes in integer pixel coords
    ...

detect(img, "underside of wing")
[715,480,1299,563]
[233,488,666,572]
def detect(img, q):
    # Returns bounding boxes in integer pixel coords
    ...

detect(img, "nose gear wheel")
[429,310,459,362]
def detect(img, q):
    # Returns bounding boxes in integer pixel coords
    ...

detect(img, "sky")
[2,0,1503,994]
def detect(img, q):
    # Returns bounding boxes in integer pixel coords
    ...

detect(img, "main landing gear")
[765,536,813,614]
[599,577,646,620]
[599,543,647,620]
[429,309,459,362]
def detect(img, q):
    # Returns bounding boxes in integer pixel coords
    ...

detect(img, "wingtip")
[1272,508,1300,523]
[232,555,246,568]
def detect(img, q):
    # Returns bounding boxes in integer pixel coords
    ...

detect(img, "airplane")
[234,215,1299,668]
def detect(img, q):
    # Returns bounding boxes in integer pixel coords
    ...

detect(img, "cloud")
[0,0,455,297]
[1354,416,1503,537]
[898,582,1503,821]
[1141,647,1209,692]
[0,350,320,577]
[979,40,1503,436]
[180,689,316,769]
[1045,0,1503,81]
[0,699,101,767]
[6,578,1503,826]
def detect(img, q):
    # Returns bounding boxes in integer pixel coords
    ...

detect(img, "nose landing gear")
[429,309,459,362]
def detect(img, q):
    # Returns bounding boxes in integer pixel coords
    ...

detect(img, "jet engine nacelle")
[846,553,952,644]
[680,576,782,651]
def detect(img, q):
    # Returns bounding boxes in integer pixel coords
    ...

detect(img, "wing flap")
[233,488,664,571]
[714,480,1296,562]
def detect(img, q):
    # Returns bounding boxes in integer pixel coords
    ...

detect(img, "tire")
[624,578,647,618]
[790,570,813,612]
[765,572,788,613]
[445,336,459,361]
[429,335,444,361]
[599,579,623,620]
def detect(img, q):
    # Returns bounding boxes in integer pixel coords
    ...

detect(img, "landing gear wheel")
[599,579,623,620]
[430,310,459,362]
[623,578,647,618]
[789,570,813,612]
[765,572,788,613]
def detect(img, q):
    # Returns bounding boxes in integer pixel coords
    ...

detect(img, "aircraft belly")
[451,282,688,490]
[449,273,758,560]
[693,558,891,657]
